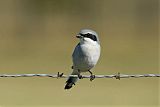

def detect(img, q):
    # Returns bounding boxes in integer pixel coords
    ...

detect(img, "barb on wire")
[0,72,159,79]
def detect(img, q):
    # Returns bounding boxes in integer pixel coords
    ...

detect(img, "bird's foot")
[71,66,74,69]
[78,73,83,79]
[90,74,95,81]
[88,70,95,81]
[77,69,83,79]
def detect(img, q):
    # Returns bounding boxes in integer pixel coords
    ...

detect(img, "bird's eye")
[85,33,97,41]
[79,33,97,41]
[86,33,90,36]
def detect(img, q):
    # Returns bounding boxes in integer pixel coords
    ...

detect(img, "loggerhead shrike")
[64,29,101,89]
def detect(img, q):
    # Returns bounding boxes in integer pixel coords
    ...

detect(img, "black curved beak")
[76,34,81,38]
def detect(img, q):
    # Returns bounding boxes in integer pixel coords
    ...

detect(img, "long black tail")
[64,77,77,89]
[64,70,79,89]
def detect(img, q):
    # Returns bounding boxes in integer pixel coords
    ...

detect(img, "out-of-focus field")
[0,0,159,107]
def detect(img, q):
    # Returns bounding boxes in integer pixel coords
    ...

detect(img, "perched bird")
[64,29,101,89]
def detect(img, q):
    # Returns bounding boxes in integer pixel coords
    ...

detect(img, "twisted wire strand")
[0,72,159,79]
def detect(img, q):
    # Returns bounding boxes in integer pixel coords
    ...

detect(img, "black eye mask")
[79,33,97,41]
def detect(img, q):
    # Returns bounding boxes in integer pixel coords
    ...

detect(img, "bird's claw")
[88,70,95,81]
[78,74,83,79]
[90,74,95,81]
[71,66,74,69]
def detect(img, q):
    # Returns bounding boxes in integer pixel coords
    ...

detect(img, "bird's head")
[76,29,100,44]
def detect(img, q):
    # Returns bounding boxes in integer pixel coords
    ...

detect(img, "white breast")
[73,39,100,72]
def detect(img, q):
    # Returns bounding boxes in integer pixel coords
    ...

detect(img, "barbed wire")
[0,72,159,80]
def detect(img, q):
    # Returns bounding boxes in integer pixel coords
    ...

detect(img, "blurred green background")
[0,0,159,107]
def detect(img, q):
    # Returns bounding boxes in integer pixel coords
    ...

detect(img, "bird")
[64,29,101,89]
